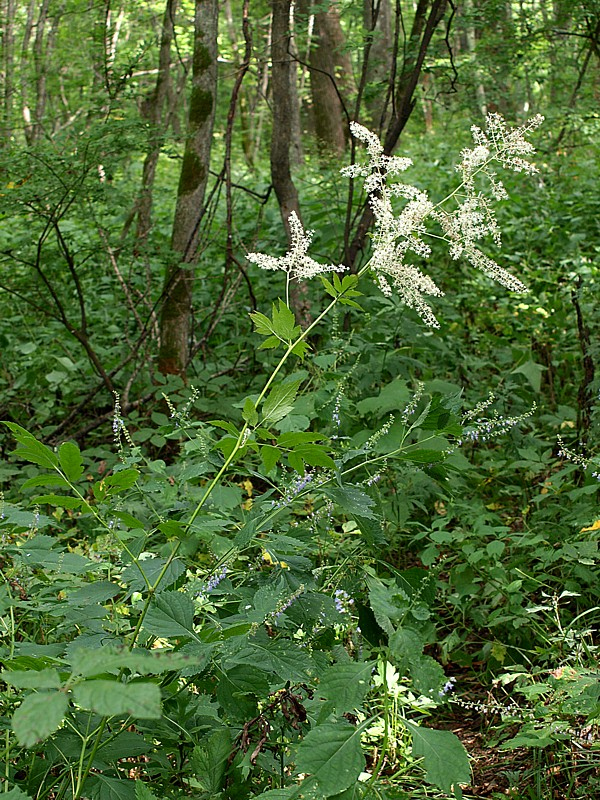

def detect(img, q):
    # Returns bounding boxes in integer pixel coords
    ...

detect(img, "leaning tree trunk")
[158,0,218,378]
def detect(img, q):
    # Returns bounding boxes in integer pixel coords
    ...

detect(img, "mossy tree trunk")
[158,0,218,379]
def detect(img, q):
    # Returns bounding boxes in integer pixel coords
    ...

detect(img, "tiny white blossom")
[247,211,343,281]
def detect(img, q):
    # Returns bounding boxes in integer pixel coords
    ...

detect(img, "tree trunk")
[270,0,310,322]
[135,0,179,245]
[158,0,218,378]
[1,0,15,141]
[309,2,348,155]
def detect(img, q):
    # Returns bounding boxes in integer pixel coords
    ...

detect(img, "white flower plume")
[344,114,542,324]
[247,211,343,281]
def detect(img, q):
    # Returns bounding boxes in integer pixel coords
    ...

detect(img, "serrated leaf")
[271,299,300,340]
[135,781,159,800]
[324,486,377,519]
[295,721,364,796]
[12,691,68,746]
[243,397,259,426]
[2,668,62,689]
[262,381,301,427]
[74,679,161,719]
[68,645,204,677]
[58,441,84,482]
[405,721,470,798]
[143,590,197,640]
[121,557,186,593]
[191,728,231,793]
[260,444,280,473]
[88,774,137,800]
[1,786,34,800]
[317,662,374,714]
[4,422,58,469]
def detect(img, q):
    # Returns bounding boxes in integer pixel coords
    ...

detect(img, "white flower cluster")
[344,122,444,326]
[247,211,343,281]
[345,113,543,325]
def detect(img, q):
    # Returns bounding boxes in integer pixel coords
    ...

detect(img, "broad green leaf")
[325,486,377,520]
[103,468,139,489]
[295,721,364,796]
[243,397,259,426]
[99,732,152,762]
[191,728,231,793]
[135,781,158,800]
[21,474,70,490]
[317,662,374,714]
[69,645,205,677]
[216,665,271,720]
[4,422,58,469]
[88,774,137,800]
[58,441,84,481]
[405,721,470,798]
[1,787,34,800]
[121,557,186,592]
[2,668,62,689]
[114,511,146,529]
[260,444,280,473]
[74,679,162,719]
[32,494,85,510]
[143,590,197,640]
[292,443,335,469]
[12,691,69,746]
[262,381,301,427]
[512,358,546,392]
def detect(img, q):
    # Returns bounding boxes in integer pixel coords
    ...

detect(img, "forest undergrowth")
[1,110,599,800]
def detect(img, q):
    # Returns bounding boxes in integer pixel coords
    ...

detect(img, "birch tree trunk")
[158,0,218,378]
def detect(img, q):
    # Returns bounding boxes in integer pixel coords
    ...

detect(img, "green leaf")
[58,441,84,482]
[135,781,159,800]
[21,474,71,490]
[295,721,365,796]
[74,679,162,719]
[191,728,232,793]
[291,443,335,469]
[325,486,377,520]
[143,590,197,640]
[68,645,204,677]
[121,556,186,592]
[88,774,137,800]
[262,381,301,427]
[1,787,34,800]
[271,299,300,340]
[2,668,62,689]
[317,662,374,714]
[405,721,470,798]
[242,397,259,426]
[260,444,280,473]
[103,468,140,489]
[512,358,546,392]
[32,494,85,510]
[12,691,69,746]
[4,422,58,469]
